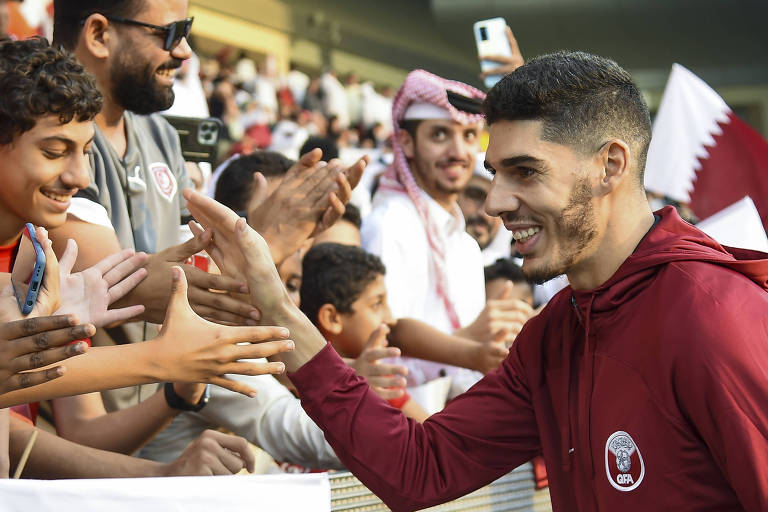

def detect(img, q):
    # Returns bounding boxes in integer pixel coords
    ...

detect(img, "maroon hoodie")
[290,207,768,511]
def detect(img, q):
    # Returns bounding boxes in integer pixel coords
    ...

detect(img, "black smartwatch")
[164,383,210,412]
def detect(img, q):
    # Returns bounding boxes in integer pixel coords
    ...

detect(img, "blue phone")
[11,223,46,315]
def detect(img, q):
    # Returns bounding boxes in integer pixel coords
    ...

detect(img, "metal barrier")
[330,462,552,512]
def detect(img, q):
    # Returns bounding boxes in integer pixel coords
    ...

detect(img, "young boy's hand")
[55,239,148,328]
[348,325,408,400]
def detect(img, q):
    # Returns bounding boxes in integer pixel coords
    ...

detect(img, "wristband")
[164,383,210,412]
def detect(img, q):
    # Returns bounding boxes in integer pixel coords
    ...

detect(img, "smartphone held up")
[11,223,46,315]
[474,17,514,89]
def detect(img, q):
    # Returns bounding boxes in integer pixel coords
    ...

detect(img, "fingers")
[94,248,138,277]
[58,239,79,276]
[493,281,513,301]
[0,314,79,340]
[165,266,192,319]
[343,156,368,190]
[218,357,291,377]
[367,375,408,389]
[247,172,269,212]
[202,430,256,473]
[228,339,294,361]
[312,194,345,236]
[190,305,253,326]
[334,172,353,205]
[3,366,67,393]
[209,375,260,398]
[35,227,60,303]
[372,387,405,400]
[506,25,523,61]
[186,289,257,324]
[188,220,205,238]
[364,324,390,350]
[360,360,407,377]
[11,339,88,373]
[184,189,240,234]
[163,230,213,264]
[106,267,148,305]
[183,264,248,294]
[487,297,534,316]
[480,54,516,64]
[100,304,145,327]
[297,148,323,169]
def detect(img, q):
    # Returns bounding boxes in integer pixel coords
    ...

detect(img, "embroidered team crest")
[149,163,177,201]
[604,431,645,491]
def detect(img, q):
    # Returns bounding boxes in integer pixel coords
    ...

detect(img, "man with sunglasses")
[48,0,262,416]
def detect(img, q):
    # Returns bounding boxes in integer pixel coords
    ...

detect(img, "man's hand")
[0,315,93,395]
[159,429,256,476]
[149,266,293,397]
[347,325,408,400]
[470,329,510,374]
[183,189,331,371]
[247,148,368,265]
[185,191,287,312]
[455,282,533,346]
[122,232,259,326]
[55,239,148,328]
[479,26,524,80]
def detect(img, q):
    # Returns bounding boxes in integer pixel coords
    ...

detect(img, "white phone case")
[474,17,512,89]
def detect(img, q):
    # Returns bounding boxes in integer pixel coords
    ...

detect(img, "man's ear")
[397,129,415,160]
[80,14,112,60]
[597,139,631,196]
[317,303,343,336]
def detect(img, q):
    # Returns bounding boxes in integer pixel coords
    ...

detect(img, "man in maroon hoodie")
[184,51,768,511]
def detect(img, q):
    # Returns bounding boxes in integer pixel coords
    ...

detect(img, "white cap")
[403,102,452,121]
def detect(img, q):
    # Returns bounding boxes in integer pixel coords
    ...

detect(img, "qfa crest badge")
[604,431,645,492]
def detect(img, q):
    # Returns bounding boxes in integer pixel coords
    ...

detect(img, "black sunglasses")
[102,15,194,51]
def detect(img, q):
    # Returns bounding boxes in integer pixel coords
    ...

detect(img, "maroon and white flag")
[644,64,768,230]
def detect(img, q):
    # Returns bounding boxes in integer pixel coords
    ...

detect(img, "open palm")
[56,239,148,328]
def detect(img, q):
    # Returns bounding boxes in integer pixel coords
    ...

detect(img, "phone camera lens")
[479,26,488,41]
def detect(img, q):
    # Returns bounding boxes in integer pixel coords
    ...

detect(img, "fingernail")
[250,310,261,321]
[240,284,250,294]
[246,319,258,326]
[280,328,290,338]
[274,362,286,373]
[248,391,257,398]
[285,341,295,350]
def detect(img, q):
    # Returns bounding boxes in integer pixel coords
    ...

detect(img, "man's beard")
[523,177,597,285]
[110,55,179,115]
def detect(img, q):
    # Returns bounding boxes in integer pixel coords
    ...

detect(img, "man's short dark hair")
[300,135,339,161]
[0,37,102,145]
[53,0,146,50]
[484,258,529,285]
[341,203,361,230]
[300,243,385,326]
[214,151,295,212]
[483,51,651,183]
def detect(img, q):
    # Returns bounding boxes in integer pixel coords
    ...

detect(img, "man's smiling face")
[484,119,600,284]
[402,118,483,208]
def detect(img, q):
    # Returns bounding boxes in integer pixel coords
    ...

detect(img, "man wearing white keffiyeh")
[361,70,489,396]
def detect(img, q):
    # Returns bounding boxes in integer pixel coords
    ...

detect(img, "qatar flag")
[644,64,768,230]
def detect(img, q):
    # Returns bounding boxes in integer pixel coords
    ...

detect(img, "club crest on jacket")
[605,430,645,491]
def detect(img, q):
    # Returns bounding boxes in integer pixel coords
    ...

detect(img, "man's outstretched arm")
[184,190,541,510]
